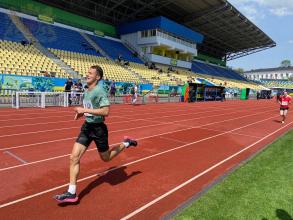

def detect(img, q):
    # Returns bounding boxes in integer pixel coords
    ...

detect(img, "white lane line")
[0,120,79,129]
[0,115,284,209]
[0,108,201,122]
[0,121,173,139]
[0,114,122,123]
[3,151,27,164]
[0,110,75,117]
[199,127,263,139]
[159,136,189,144]
[0,109,228,137]
[0,115,74,122]
[120,121,293,220]
[0,106,236,130]
[0,103,273,123]
[0,108,275,152]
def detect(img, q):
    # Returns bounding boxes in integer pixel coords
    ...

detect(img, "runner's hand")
[74,112,84,120]
[75,107,85,114]
[74,107,85,120]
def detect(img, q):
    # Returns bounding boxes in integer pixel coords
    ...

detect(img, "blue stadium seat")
[0,12,26,42]
[89,34,143,63]
[192,60,247,81]
[22,18,101,56]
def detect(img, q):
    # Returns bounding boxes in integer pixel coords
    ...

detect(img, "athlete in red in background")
[278,91,292,124]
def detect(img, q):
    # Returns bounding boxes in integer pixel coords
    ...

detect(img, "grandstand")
[244,67,293,81]
[22,18,101,56]
[259,79,293,89]
[89,34,143,64]
[244,67,293,89]
[0,11,25,42]
[0,40,64,77]
[0,0,275,97]
[50,49,141,83]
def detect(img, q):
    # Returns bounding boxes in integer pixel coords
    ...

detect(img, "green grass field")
[175,130,293,220]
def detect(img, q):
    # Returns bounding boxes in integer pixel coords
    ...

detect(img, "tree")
[234,68,244,75]
[280,60,291,68]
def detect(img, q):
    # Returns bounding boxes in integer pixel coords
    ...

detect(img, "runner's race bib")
[83,100,93,116]
[281,101,288,106]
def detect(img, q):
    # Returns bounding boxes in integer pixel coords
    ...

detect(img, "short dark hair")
[90,65,103,79]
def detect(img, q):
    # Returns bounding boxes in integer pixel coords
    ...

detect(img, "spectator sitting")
[44,71,50,77]
[150,62,156,69]
[118,54,123,62]
[21,40,28,46]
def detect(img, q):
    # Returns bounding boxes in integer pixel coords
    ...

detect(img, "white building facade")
[244,67,293,80]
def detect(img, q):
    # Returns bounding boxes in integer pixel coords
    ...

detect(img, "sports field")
[0,100,292,219]
[174,129,293,220]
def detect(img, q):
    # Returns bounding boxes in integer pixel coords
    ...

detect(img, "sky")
[227,0,293,71]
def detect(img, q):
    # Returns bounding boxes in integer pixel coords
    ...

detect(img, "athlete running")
[131,84,138,105]
[54,65,137,203]
[278,91,291,124]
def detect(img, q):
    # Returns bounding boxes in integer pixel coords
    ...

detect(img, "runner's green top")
[83,84,110,123]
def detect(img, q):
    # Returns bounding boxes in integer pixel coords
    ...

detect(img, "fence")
[1,90,258,109]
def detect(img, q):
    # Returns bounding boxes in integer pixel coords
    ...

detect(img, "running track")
[0,100,292,219]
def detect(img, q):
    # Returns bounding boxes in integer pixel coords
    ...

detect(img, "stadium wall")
[194,53,226,66]
[0,0,116,36]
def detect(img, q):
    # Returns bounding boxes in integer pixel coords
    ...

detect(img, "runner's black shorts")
[280,108,289,111]
[76,122,109,152]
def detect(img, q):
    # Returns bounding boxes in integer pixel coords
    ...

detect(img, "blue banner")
[0,74,178,95]
[140,84,153,93]
[0,74,67,91]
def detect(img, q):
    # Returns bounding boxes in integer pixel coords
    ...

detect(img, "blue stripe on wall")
[118,16,204,44]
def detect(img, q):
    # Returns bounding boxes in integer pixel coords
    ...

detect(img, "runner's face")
[86,68,101,85]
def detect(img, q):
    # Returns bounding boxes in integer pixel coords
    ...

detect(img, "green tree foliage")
[280,60,291,67]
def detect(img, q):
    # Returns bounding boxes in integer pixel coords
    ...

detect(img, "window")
[141,30,148,38]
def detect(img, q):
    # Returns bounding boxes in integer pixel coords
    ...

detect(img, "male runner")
[54,65,137,203]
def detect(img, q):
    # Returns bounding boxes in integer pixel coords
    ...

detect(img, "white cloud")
[240,5,259,21]
[229,1,265,23]
[270,7,293,16]
[229,0,293,17]
[289,40,293,44]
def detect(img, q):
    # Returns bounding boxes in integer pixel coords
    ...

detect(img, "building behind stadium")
[244,67,293,80]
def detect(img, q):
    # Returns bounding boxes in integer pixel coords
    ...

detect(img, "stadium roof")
[36,0,276,61]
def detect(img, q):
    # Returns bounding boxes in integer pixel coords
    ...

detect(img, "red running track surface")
[0,100,292,219]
